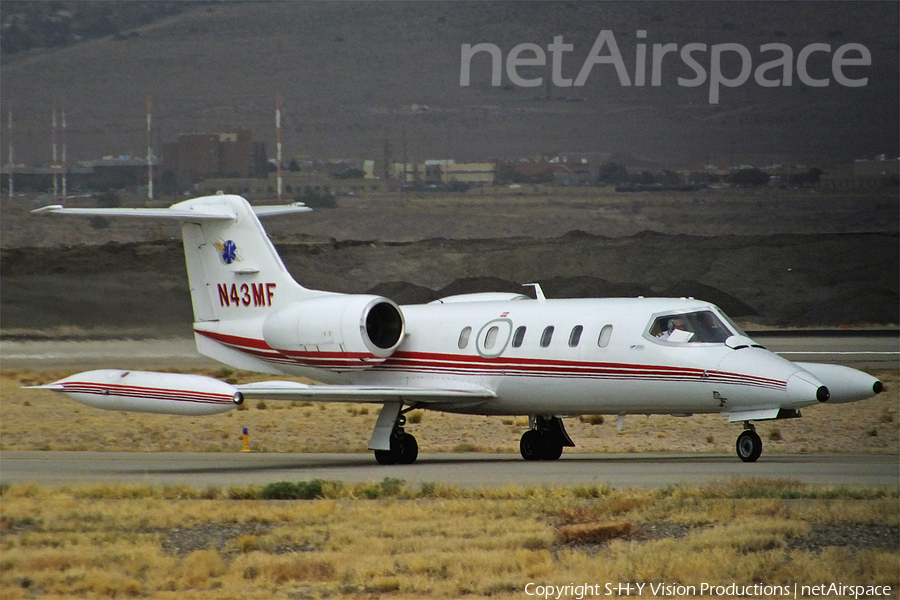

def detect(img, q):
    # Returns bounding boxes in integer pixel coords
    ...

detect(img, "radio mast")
[147,97,153,199]
[7,109,13,198]
[52,107,59,198]
[61,108,67,199]
[275,92,283,202]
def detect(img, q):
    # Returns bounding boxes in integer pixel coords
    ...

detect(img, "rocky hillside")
[2,229,896,337]
[2,2,897,166]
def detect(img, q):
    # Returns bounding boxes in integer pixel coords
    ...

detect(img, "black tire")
[374,449,396,465]
[736,430,762,463]
[520,430,546,461]
[543,438,564,461]
[395,433,418,465]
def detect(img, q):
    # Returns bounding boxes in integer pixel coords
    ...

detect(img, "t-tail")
[33,194,406,375]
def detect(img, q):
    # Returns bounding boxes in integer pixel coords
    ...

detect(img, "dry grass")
[0,481,897,599]
[2,368,897,455]
[556,521,638,545]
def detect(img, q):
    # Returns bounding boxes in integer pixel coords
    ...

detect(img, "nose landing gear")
[736,423,762,462]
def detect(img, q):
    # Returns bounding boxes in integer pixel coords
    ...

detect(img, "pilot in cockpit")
[656,317,694,342]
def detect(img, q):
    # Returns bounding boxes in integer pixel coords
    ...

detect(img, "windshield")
[648,310,733,343]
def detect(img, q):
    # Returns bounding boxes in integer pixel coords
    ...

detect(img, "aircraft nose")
[786,371,829,404]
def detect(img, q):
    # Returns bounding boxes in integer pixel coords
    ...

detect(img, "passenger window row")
[457,324,613,350]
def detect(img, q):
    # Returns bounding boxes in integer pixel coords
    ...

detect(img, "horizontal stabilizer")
[31,199,309,221]
[31,204,237,221]
[236,380,495,405]
[251,202,311,217]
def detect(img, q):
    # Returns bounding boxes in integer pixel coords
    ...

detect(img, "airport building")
[391,160,496,186]
[162,130,267,184]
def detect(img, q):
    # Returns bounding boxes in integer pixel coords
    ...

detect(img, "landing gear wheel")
[520,416,573,461]
[374,431,418,465]
[736,430,762,462]
[394,432,418,465]
[520,430,546,461]
[543,438,564,461]
[374,449,396,465]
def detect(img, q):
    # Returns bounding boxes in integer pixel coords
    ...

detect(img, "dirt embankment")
[2,190,897,337]
[1,229,897,338]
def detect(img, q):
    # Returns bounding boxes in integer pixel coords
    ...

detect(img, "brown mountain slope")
[2,2,897,166]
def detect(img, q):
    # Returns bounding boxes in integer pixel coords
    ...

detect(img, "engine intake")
[262,294,404,369]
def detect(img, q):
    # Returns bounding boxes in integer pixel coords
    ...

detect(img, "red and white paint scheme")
[32,194,883,464]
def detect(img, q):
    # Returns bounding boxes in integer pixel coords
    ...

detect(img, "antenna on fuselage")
[523,283,546,302]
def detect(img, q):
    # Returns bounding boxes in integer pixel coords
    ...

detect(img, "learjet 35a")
[32,194,883,464]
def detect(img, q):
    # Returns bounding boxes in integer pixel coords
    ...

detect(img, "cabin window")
[484,326,499,349]
[598,324,613,347]
[540,326,555,347]
[458,327,472,349]
[568,325,583,347]
[512,326,526,348]
[649,310,731,343]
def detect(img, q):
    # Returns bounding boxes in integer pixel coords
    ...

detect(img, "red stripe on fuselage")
[193,331,787,390]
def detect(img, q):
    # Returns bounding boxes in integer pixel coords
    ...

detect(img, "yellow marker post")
[241,427,251,452]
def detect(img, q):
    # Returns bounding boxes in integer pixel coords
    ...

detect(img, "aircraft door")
[475,319,513,358]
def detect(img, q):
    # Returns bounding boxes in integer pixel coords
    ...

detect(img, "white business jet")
[32,194,883,464]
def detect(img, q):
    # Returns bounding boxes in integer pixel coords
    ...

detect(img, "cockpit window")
[649,310,732,343]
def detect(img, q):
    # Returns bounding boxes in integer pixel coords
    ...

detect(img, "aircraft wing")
[237,381,497,451]
[236,380,496,406]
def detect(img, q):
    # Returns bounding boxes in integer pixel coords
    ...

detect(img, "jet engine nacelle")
[39,369,240,416]
[262,294,405,369]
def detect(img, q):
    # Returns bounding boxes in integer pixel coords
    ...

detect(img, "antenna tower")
[275,92,283,202]
[61,108,67,199]
[147,97,153,199]
[52,107,59,198]
[7,109,13,199]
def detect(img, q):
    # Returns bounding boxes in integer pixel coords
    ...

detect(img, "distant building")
[821,155,899,189]
[80,156,150,190]
[1,156,152,195]
[198,171,386,200]
[392,160,495,185]
[163,130,267,184]
[853,155,899,180]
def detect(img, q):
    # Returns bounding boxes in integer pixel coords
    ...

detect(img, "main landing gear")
[373,414,419,465]
[736,422,762,463]
[519,416,575,461]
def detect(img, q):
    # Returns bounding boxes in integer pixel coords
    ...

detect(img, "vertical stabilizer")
[171,195,317,323]
[32,194,323,326]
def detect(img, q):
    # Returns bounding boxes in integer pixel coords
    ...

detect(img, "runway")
[1,452,896,489]
[2,332,896,370]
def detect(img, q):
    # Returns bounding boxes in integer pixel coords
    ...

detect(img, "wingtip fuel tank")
[35,369,240,416]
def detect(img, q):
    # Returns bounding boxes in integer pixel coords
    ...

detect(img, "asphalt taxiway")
[2,333,896,370]
[1,452,896,489]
